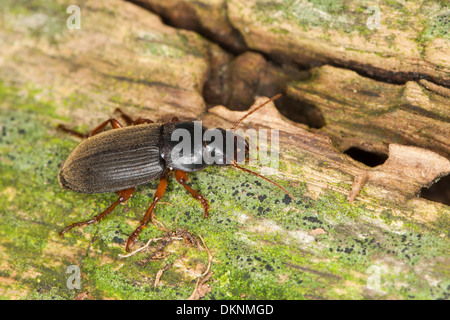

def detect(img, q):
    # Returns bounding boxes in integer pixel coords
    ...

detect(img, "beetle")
[57,94,293,251]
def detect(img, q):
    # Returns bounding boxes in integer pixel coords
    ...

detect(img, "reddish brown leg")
[56,124,87,139]
[132,118,154,125]
[88,118,123,136]
[114,108,154,125]
[174,170,210,218]
[171,116,179,122]
[126,176,168,252]
[114,108,134,126]
[57,118,123,139]
[59,188,135,237]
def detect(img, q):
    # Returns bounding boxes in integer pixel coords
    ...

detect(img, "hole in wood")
[204,89,326,129]
[344,147,388,167]
[420,174,450,206]
[274,95,325,129]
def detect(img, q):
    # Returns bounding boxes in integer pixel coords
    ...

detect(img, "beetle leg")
[174,170,210,218]
[56,124,88,139]
[132,118,154,125]
[87,118,123,137]
[171,116,179,122]
[114,108,134,125]
[57,118,123,139]
[114,108,154,126]
[126,176,168,252]
[59,188,135,237]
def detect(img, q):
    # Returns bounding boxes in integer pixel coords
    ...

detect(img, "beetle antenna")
[230,94,282,130]
[229,94,292,199]
[231,161,294,199]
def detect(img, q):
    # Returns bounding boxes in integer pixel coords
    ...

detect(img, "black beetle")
[57,94,292,251]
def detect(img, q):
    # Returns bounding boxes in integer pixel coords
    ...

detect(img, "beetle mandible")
[57,94,293,251]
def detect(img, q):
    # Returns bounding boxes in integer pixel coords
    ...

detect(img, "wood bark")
[0,0,449,300]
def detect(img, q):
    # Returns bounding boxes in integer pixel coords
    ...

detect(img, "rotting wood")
[0,0,449,300]
[287,65,450,160]
[204,97,450,226]
[130,0,450,87]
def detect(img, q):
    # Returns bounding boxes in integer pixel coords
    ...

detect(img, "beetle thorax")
[161,122,248,172]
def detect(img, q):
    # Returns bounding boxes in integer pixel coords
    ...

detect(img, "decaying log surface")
[0,0,209,122]
[205,99,450,223]
[133,0,450,86]
[288,65,450,159]
[0,0,449,300]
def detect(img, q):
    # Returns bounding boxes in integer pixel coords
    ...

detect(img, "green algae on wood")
[1,0,449,301]
[1,82,449,300]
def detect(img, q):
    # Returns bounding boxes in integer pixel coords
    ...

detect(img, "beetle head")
[204,128,249,166]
